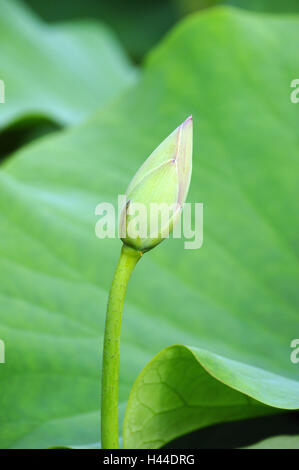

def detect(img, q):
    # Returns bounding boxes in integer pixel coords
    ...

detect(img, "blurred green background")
[25,0,299,62]
[2,0,299,159]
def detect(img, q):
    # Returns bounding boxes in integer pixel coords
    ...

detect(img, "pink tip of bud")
[180,114,193,127]
[181,115,192,127]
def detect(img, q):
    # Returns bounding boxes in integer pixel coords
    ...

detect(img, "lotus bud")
[120,116,193,252]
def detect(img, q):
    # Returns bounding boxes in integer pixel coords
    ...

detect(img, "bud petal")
[120,116,193,252]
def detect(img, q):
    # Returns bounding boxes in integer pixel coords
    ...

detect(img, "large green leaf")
[0,0,137,129]
[227,0,299,14]
[245,434,299,449]
[0,6,299,448]
[123,345,275,448]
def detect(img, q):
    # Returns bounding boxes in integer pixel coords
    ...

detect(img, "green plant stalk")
[101,244,142,449]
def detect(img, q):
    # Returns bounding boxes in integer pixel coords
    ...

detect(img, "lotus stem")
[101,245,142,449]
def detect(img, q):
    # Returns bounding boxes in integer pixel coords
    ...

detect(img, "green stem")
[101,244,142,449]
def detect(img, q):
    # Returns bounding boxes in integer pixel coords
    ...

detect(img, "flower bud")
[120,116,193,252]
